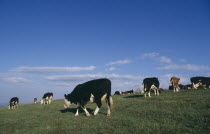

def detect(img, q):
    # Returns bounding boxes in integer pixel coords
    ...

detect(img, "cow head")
[64,94,71,108]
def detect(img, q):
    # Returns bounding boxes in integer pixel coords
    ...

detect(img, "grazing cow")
[190,77,210,89]
[114,89,135,95]
[41,92,53,105]
[170,77,180,92]
[34,98,37,103]
[8,97,19,109]
[64,78,113,116]
[125,89,135,94]
[143,77,160,97]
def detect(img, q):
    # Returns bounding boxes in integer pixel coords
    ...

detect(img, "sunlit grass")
[0,89,209,134]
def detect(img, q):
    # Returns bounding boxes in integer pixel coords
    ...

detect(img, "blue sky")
[0,0,210,106]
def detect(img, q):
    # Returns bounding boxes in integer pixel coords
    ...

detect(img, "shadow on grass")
[59,108,93,114]
[123,94,144,98]
[59,108,108,116]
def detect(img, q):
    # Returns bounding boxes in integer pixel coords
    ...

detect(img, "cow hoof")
[86,113,90,116]
[75,114,79,116]
[107,114,111,116]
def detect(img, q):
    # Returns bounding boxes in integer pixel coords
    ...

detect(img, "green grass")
[0,89,210,134]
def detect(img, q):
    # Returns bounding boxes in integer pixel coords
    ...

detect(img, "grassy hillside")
[0,89,209,134]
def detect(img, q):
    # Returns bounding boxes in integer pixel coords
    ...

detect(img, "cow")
[8,97,19,109]
[190,77,210,89]
[114,89,135,95]
[143,77,160,97]
[185,84,192,89]
[34,98,37,103]
[114,91,121,95]
[170,77,180,92]
[41,92,53,105]
[64,78,113,116]
[125,89,135,94]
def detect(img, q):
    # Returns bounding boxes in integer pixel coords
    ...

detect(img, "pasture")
[0,89,209,134]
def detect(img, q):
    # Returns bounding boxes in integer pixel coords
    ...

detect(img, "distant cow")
[190,77,210,89]
[143,77,160,97]
[41,92,53,105]
[170,77,180,92]
[114,91,121,95]
[8,97,19,109]
[185,84,192,89]
[114,89,135,95]
[64,78,113,116]
[34,98,37,103]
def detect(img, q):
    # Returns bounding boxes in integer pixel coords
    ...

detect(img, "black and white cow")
[34,98,37,103]
[64,78,113,116]
[8,97,19,109]
[190,77,210,89]
[143,77,160,97]
[41,92,53,105]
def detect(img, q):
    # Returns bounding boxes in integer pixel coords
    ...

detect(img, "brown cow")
[170,77,180,92]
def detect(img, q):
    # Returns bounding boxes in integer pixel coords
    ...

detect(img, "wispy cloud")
[11,66,96,73]
[105,67,119,71]
[106,59,131,66]
[45,73,144,81]
[179,59,186,62]
[159,64,210,71]
[2,77,29,83]
[140,52,159,59]
[159,56,172,63]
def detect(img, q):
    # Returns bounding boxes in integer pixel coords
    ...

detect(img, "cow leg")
[15,102,18,108]
[75,108,79,116]
[81,106,90,116]
[148,90,151,97]
[106,100,111,116]
[193,82,197,89]
[144,88,147,97]
[157,89,159,96]
[80,101,90,116]
[176,87,179,92]
[49,99,52,104]
[74,102,82,116]
[94,102,102,116]
[154,89,156,95]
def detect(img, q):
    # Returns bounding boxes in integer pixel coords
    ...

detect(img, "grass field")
[0,89,209,134]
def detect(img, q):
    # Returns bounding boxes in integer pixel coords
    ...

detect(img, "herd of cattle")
[7,76,210,116]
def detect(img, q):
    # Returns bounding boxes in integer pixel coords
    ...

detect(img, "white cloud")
[45,73,144,81]
[159,56,172,63]
[105,67,119,71]
[180,59,186,62]
[11,66,96,73]
[140,52,159,59]
[3,77,29,83]
[106,60,131,66]
[159,64,210,71]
